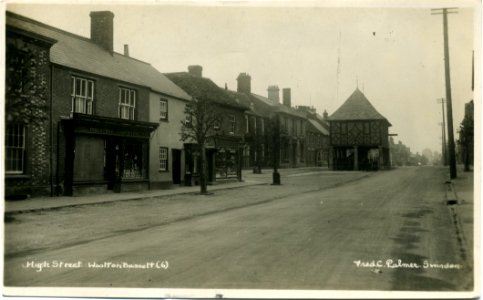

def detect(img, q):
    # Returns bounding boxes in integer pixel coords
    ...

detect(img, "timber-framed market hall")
[328,88,392,171]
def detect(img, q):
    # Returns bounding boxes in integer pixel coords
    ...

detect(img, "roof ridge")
[7,11,154,67]
[113,52,151,66]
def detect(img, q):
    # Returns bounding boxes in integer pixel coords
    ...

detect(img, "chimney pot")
[124,44,129,56]
[90,11,114,53]
[188,65,203,77]
[282,88,291,107]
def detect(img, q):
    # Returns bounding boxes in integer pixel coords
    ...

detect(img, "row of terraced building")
[5,10,391,198]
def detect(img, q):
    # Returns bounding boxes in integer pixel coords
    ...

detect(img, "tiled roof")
[307,119,329,135]
[329,88,390,124]
[6,11,191,101]
[248,93,306,119]
[314,114,330,131]
[225,90,263,117]
[165,73,248,111]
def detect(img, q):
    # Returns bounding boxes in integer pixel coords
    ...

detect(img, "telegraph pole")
[437,98,447,165]
[431,7,458,179]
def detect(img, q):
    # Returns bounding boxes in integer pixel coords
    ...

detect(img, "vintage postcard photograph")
[2,0,480,298]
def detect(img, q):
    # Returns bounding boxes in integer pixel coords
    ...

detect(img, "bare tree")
[180,96,223,194]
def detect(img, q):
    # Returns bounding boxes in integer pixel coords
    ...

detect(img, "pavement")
[447,165,476,267]
[3,167,327,214]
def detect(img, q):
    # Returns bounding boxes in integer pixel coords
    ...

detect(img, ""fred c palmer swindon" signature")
[353,259,462,270]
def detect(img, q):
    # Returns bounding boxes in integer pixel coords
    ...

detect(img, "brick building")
[5,22,56,198]
[235,73,307,169]
[166,66,248,184]
[6,11,189,196]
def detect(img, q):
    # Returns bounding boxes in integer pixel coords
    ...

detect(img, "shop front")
[60,113,158,195]
[214,137,243,182]
[183,137,243,186]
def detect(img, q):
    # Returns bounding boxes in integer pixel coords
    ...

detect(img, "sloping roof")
[308,119,329,135]
[315,113,330,131]
[165,73,248,111]
[329,88,390,125]
[248,93,306,119]
[225,90,263,117]
[6,11,191,101]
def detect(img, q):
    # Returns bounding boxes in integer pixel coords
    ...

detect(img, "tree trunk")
[199,143,208,194]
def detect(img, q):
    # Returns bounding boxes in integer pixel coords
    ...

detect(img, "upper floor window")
[245,115,249,133]
[71,76,94,114]
[229,115,236,134]
[160,98,168,120]
[5,124,25,174]
[119,87,136,120]
[261,119,265,135]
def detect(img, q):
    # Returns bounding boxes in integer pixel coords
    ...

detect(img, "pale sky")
[6,1,478,154]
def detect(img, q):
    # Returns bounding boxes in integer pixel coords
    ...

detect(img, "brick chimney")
[188,65,203,77]
[237,73,251,93]
[90,11,114,53]
[124,44,129,56]
[267,85,280,102]
[283,88,291,107]
[323,110,329,119]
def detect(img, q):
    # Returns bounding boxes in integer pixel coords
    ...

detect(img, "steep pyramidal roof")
[329,88,391,125]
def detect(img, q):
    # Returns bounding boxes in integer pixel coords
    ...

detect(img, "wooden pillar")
[354,146,359,171]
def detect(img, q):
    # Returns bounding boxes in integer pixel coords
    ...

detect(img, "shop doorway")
[172,149,182,184]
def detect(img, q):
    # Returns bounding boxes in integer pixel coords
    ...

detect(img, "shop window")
[160,98,168,120]
[71,76,94,114]
[123,143,144,178]
[5,124,25,174]
[159,147,168,171]
[119,87,136,120]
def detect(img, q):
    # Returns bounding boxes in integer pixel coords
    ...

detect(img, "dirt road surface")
[4,167,473,292]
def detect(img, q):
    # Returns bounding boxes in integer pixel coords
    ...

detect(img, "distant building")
[458,100,474,171]
[328,88,391,171]
[296,106,330,167]
[235,73,307,169]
